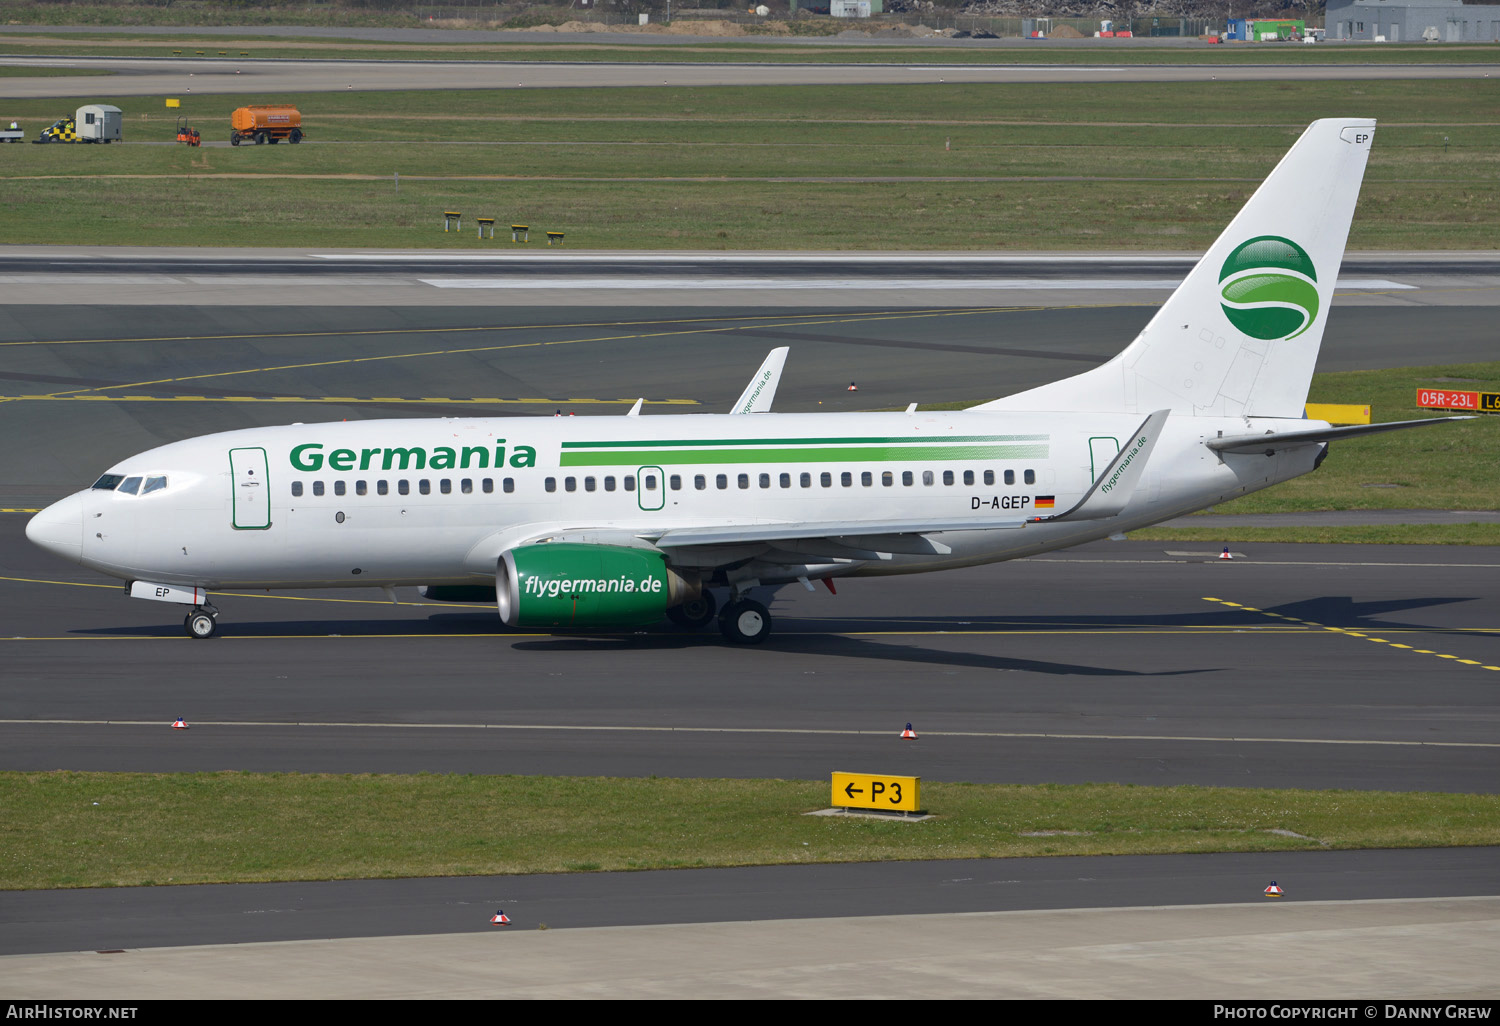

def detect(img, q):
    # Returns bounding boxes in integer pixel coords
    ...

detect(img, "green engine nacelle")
[496,543,694,629]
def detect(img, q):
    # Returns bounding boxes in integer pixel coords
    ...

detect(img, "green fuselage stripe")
[561,435,1048,450]
[561,444,1050,467]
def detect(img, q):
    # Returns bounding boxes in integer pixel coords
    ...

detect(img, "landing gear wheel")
[666,591,717,630]
[719,599,771,645]
[185,609,219,639]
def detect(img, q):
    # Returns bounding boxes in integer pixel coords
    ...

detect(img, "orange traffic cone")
[847,382,858,391]
[1219,546,1233,561]
[172,718,188,730]
[1264,882,1283,897]
[900,722,917,740]
[490,910,511,924]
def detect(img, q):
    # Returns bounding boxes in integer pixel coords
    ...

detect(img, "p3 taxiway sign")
[831,771,922,813]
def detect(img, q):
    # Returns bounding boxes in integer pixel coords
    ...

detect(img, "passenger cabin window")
[695,475,707,491]
[398,480,410,496]
[759,473,771,489]
[882,471,893,487]
[604,476,616,492]
[922,471,934,486]
[738,474,750,490]
[800,473,811,488]
[335,481,346,496]
[440,479,452,494]
[841,472,852,487]
[1024,469,1036,485]
[585,476,596,492]
[644,473,658,492]
[291,482,303,497]
[780,473,791,489]
[377,481,389,495]
[461,479,473,494]
[1003,470,1013,485]
[545,478,556,493]
[902,471,914,486]
[862,472,872,487]
[502,478,514,494]
[418,480,430,495]
[964,470,974,486]
[565,477,577,493]
[943,471,954,486]
[357,480,368,496]
[716,474,728,490]
[820,472,832,488]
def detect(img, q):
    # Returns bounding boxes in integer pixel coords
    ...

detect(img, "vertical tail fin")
[973,119,1376,418]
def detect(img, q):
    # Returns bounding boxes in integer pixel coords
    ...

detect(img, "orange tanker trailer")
[230,105,304,146]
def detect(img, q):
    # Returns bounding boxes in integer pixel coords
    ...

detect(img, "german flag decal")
[1034,496,1056,509]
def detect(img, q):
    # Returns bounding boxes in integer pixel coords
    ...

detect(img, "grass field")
[5,31,1500,65]
[5,771,1497,889]
[1,81,1495,249]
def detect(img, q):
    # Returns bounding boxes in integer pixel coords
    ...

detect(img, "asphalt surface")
[4,54,1498,100]
[4,299,1499,505]
[4,848,1496,957]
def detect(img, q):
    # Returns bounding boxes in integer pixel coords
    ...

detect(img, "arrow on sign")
[844,783,864,798]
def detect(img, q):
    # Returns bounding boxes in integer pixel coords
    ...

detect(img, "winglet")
[730,347,788,414]
[1031,409,1170,523]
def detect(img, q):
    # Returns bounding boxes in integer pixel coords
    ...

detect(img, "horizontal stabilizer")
[1208,416,1473,455]
[1031,409,1169,523]
[730,347,788,414]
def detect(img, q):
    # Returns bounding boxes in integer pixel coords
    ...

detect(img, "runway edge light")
[1264,882,1284,897]
[172,718,188,730]
[490,910,510,924]
[901,723,917,739]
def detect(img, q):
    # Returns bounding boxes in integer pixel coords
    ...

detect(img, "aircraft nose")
[26,492,84,564]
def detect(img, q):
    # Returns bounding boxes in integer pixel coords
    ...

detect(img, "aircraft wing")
[650,516,1027,550]
[1208,416,1472,455]
[729,347,788,414]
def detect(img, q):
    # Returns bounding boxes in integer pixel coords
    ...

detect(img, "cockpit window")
[117,476,142,496]
[141,476,168,495]
[92,474,124,491]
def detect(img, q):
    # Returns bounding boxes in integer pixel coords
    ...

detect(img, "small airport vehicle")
[229,105,304,146]
[33,104,123,144]
[175,116,201,147]
[26,119,1470,642]
[1,122,23,143]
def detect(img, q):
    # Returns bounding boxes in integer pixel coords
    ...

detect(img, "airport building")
[1326,0,1500,41]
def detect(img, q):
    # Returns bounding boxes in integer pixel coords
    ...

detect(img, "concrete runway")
[4,273,1497,994]
[4,53,1499,100]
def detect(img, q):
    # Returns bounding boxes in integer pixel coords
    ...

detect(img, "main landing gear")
[184,604,220,639]
[719,599,772,645]
[666,591,717,630]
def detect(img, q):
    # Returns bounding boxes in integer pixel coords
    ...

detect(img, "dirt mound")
[1050,23,1085,37]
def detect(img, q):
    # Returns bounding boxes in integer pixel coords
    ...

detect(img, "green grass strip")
[1131,524,1500,545]
[3,771,1497,889]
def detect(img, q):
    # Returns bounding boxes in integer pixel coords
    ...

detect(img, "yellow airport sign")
[1304,402,1370,425]
[165,98,181,108]
[832,771,921,813]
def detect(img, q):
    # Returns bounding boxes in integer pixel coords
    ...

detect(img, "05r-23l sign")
[831,772,922,813]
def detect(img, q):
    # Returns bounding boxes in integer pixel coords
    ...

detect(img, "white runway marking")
[419,276,1412,291]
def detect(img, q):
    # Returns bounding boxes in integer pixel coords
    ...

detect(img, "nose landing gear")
[184,605,220,639]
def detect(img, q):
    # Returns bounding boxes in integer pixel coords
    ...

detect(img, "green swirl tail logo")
[1218,236,1319,341]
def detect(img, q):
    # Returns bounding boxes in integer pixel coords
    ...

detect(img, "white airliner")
[26,119,1464,642]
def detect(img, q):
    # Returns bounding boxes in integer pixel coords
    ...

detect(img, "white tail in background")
[973,118,1376,419]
